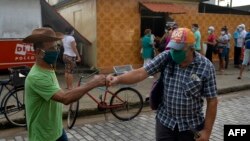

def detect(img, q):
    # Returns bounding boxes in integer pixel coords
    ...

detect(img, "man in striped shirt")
[107,28,218,141]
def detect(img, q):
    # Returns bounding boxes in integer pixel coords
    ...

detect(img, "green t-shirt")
[194,30,201,51]
[25,65,62,141]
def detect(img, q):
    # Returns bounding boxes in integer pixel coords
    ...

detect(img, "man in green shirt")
[23,27,106,141]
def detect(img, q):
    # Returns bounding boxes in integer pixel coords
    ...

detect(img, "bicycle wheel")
[67,100,79,129]
[3,88,26,127]
[110,87,143,121]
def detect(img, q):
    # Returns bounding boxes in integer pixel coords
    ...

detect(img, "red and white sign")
[0,40,35,70]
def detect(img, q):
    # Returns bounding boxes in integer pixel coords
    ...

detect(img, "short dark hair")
[144,29,151,35]
[192,24,199,28]
[65,27,74,35]
[221,27,228,32]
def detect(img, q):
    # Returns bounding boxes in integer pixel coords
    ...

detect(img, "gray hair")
[208,26,215,31]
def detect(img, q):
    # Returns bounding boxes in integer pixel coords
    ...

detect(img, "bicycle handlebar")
[79,69,100,82]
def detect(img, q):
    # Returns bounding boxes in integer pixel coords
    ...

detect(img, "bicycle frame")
[84,88,126,109]
[78,73,126,110]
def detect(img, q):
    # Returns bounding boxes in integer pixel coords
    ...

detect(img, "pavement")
[1,63,250,140]
[1,89,250,141]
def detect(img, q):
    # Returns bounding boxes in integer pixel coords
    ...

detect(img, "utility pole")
[230,0,233,7]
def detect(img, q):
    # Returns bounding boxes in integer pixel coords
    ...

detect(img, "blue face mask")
[42,50,59,64]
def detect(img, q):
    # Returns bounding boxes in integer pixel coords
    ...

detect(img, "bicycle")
[67,70,143,129]
[0,66,29,127]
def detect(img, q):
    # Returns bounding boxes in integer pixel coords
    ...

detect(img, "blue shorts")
[218,46,227,58]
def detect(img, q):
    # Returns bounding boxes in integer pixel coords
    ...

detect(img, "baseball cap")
[167,28,195,50]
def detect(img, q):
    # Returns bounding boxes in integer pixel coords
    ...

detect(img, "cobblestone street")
[1,90,250,141]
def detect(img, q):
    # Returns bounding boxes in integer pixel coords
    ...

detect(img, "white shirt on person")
[62,35,76,57]
[236,30,247,48]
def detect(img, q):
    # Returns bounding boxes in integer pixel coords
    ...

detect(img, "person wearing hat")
[23,27,106,141]
[192,24,202,53]
[106,28,218,141]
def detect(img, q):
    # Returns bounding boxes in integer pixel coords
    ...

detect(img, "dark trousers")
[205,45,213,62]
[234,46,242,66]
[57,129,68,141]
[156,119,204,141]
[225,48,230,69]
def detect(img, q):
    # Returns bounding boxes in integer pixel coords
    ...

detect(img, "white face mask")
[221,31,225,35]
[208,30,212,34]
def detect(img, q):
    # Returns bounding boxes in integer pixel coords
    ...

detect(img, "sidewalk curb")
[217,84,250,94]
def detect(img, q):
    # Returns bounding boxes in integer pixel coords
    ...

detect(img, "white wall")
[0,0,42,38]
[58,0,97,67]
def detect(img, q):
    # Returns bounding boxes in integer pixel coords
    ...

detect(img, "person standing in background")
[233,26,240,67]
[238,29,250,79]
[224,26,231,69]
[217,27,229,74]
[62,27,81,90]
[156,26,172,53]
[192,24,202,53]
[141,29,154,67]
[205,26,217,62]
[234,24,247,68]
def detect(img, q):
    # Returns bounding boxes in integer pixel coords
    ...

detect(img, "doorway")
[140,7,174,38]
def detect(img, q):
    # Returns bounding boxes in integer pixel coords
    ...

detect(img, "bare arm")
[51,75,106,105]
[107,67,149,86]
[204,97,218,134]
[197,97,218,141]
